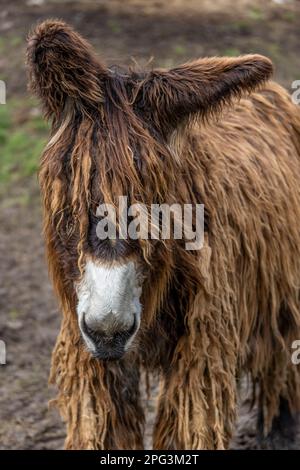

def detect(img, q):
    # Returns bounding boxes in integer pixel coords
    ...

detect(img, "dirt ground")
[1,0,300,450]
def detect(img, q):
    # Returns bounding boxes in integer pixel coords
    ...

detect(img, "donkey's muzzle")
[81,314,137,360]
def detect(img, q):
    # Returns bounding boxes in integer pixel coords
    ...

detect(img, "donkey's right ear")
[26,20,107,120]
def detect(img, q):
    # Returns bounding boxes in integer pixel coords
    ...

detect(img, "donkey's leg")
[256,360,300,449]
[50,323,144,449]
[254,302,300,449]
[67,356,144,449]
[257,396,299,449]
[103,358,145,450]
[152,337,238,450]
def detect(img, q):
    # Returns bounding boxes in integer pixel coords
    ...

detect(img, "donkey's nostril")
[81,314,106,341]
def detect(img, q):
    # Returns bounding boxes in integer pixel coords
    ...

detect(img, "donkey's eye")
[86,212,138,261]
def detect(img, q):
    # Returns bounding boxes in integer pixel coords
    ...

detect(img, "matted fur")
[27,20,300,449]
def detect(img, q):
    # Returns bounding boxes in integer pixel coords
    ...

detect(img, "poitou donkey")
[27,20,300,449]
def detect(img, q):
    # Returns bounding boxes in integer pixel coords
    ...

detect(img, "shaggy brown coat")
[27,20,300,449]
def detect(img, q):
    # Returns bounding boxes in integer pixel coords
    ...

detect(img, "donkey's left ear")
[27,20,107,120]
[138,55,273,135]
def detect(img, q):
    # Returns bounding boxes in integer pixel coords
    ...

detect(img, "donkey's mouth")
[80,313,138,361]
[91,346,126,361]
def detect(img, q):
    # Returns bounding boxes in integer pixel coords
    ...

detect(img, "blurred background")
[0,0,300,449]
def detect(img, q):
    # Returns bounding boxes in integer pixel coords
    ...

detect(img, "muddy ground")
[1,0,300,450]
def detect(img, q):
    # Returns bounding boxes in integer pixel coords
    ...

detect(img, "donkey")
[27,20,300,449]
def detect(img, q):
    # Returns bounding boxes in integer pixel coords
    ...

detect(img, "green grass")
[267,43,281,61]
[248,6,265,21]
[0,101,49,191]
[9,36,22,47]
[0,37,5,54]
[107,19,122,34]
[282,11,296,23]
[223,47,241,57]
[173,44,187,56]
[8,308,21,320]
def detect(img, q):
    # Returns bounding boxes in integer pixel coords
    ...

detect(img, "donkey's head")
[27,20,273,360]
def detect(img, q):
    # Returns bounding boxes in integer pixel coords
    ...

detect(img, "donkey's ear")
[139,55,273,135]
[27,20,107,119]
